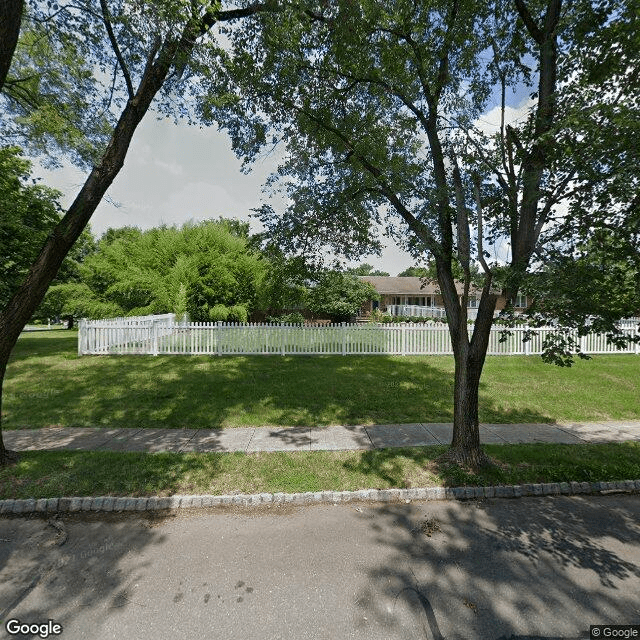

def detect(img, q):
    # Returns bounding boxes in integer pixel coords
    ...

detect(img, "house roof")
[358,276,491,296]
[358,276,442,295]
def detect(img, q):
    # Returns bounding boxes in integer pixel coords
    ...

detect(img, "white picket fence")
[77,315,640,357]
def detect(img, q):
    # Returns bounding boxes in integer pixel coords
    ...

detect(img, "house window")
[461,296,479,308]
[514,294,527,308]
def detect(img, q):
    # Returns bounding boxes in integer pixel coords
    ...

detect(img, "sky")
[35,82,533,277]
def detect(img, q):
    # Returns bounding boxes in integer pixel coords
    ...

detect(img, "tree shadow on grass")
[341,447,445,488]
[4,351,554,431]
[354,495,640,639]
[0,448,237,500]
[8,332,77,362]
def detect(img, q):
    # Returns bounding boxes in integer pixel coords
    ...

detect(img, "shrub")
[227,304,249,323]
[208,304,230,322]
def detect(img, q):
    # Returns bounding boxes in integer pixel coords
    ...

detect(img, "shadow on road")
[0,511,177,638]
[354,495,640,639]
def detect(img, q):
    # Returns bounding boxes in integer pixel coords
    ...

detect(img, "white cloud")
[473,97,534,137]
[153,159,184,176]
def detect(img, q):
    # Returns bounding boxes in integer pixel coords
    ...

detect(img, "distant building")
[357,276,528,319]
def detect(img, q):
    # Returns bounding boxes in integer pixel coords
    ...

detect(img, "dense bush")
[40,219,267,321]
[307,272,378,322]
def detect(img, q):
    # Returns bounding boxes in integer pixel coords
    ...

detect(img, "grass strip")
[1,442,639,500]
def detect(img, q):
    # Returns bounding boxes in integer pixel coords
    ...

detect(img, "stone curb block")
[121,498,135,511]
[2,479,640,516]
[9,500,22,514]
[0,499,14,515]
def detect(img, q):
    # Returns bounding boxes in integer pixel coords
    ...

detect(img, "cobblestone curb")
[2,480,639,515]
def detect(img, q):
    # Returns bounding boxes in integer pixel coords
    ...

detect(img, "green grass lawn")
[1,443,639,499]
[3,330,640,429]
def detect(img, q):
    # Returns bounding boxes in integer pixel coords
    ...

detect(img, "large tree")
[0,146,63,308]
[201,0,639,466]
[0,0,274,464]
[40,219,267,322]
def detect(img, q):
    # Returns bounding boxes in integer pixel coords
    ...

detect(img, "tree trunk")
[444,281,498,468]
[448,345,488,467]
[0,26,197,465]
[0,0,25,464]
[0,0,23,91]
[0,361,18,465]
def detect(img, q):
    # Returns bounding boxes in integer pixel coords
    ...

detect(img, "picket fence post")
[151,319,159,356]
[341,322,346,355]
[78,318,86,355]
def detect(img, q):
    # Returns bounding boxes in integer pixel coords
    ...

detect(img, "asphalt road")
[2,495,640,640]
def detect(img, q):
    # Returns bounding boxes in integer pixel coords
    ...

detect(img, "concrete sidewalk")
[5,420,640,454]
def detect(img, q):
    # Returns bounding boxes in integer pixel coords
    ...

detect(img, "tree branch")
[280,97,442,258]
[434,0,459,101]
[472,174,492,276]
[99,0,134,99]
[514,0,543,45]
[451,149,470,326]
[201,1,274,33]
[376,26,435,105]
[450,149,470,274]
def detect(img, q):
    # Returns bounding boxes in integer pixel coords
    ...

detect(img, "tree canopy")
[307,271,378,322]
[0,147,93,307]
[41,219,267,322]
[198,0,639,466]
[345,263,390,277]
